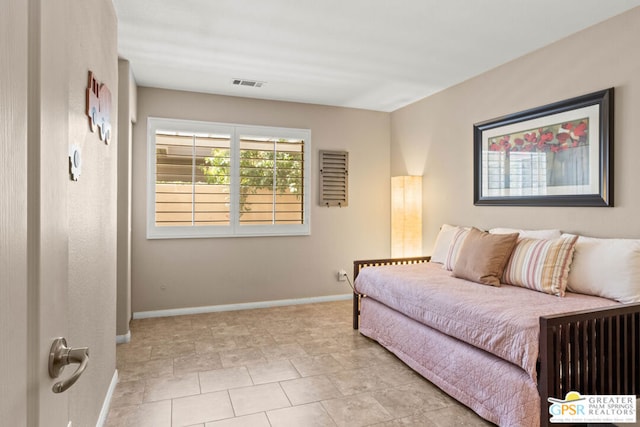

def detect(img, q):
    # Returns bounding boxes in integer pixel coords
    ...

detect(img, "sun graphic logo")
[548,391,586,418]
[548,391,636,423]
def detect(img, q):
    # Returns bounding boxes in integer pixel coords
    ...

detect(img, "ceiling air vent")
[232,79,265,88]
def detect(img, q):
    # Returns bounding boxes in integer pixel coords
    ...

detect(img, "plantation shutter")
[148,118,310,239]
[238,136,305,225]
[155,132,231,226]
[319,150,348,207]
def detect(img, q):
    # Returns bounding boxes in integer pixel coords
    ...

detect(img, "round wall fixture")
[69,144,82,181]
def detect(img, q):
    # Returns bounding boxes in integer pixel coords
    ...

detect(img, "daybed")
[353,226,640,427]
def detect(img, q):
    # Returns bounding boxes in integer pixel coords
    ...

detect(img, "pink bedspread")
[360,297,540,427]
[355,262,618,380]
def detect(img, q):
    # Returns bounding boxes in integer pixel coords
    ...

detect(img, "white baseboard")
[133,293,352,320]
[96,369,118,427]
[116,330,131,344]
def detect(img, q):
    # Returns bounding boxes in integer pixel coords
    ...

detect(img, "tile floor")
[105,300,494,427]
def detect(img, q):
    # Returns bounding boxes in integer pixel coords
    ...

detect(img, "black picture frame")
[473,88,614,207]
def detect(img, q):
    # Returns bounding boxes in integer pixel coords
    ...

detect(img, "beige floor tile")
[170,328,215,344]
[172,391,235,426]
[280,375,342,406]
[259,343,308,361]
[327,368,393,396]
[289,354,344,377]
[246,326,272,336]
[333,334,378,351]
[373,362,422,387]
[321,393,393,427]
[372,382,452,418]
[298,338,343,355]
[104,404,138,427]
[210,312,248,326]
[143,373,200,402]
[150,341,196,360]
[238,334,277,348]
[109,379,145,408]
[267,402,337,427]
[429,405,495,426]
[269,331,303,344]
[196,338,240,354]
[199,366,253,393]
[219,347,267,368]
[371,410,439,427]
[107,300,494,427]
[331,348,389,370]
[298,327,344,341]
[116,344,152,366]
[115,400,172,427]
[185,314,218,329]
[204,412,270,427]
[130,333,177,348]
[364,344,406,365]
[137,323,193,342]
[210,324,252,338]
[228,382,291,416]
[246,359,300,385]
[117,358,174,382]
[372,400,496,426]
[174,352,223,376]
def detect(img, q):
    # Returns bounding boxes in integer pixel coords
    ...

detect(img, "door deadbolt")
[48,337,89,393]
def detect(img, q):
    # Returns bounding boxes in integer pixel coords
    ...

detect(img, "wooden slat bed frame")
[353,257,640,427]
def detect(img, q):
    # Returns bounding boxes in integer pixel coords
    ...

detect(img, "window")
[147,118,310,238]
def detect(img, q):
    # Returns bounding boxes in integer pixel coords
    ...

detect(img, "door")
[33,0,75,423]
[1,0,29,425]
[2,0,117,425]
[1,0,75,425]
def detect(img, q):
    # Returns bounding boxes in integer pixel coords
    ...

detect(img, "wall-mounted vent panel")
[232,79,265,88]
[320,150,348,207]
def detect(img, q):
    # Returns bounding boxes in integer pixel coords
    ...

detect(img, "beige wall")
[132,88,390,312]
[391,7,640,255]
[66,1,118,425]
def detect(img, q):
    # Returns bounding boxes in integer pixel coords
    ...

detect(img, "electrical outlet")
[337,269,347,282]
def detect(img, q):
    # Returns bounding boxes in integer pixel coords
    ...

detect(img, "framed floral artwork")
[473,88,614,206]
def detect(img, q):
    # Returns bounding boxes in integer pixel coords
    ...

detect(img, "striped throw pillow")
[443,227,470,271]
[502,235,579,296]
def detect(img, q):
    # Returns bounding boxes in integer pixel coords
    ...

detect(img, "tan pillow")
[453,228,519,286]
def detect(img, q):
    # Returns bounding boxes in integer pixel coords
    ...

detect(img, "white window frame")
[147,117,311,239]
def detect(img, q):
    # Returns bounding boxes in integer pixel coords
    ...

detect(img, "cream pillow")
[490,227,562,240]
[565,234,640,303]
[452,228,519,286]
[443,227,470,271]
[431,224,463,264]
[502,236,578,296]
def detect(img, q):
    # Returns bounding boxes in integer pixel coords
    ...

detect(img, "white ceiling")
[114,1,640,112]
